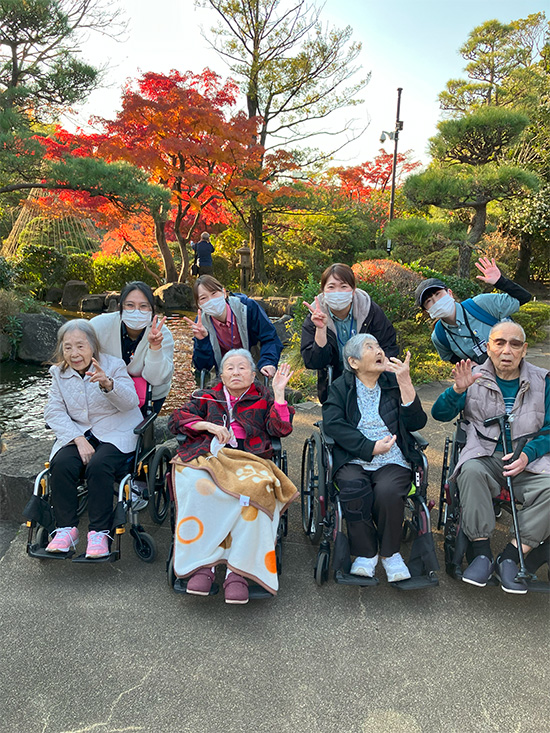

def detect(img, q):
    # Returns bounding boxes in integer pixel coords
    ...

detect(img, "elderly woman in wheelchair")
[167,349,298,604]
[322,333,429,583]
[40,320,145,559]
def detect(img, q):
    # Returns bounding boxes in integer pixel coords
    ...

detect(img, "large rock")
[45,287,63,304]
[154,283,194,311]
[0,432,54,521]
[105,292,120,312]
[249,296,298,317]
[62,280,89,309]
[0,332,11,362]
[273,314,292,346]
[80,294,105,312]
[16,311,66,364]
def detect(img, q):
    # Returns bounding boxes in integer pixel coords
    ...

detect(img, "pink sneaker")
[223,572,249,604]
[85,530,111,558]
[46,527,79,553]
[186,567,215,596]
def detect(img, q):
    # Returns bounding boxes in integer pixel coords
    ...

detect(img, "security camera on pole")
[380,87,403,253]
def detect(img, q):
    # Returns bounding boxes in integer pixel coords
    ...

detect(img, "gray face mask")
[427,293,456,320]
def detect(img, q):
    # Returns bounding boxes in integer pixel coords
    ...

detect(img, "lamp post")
[380,87,403,252]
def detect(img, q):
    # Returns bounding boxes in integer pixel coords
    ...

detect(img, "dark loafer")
[462,555,495,587]
[495,559,528,595]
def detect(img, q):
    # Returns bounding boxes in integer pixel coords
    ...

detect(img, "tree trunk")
[154,219,178,283]
[514,231,532,286]
[458,204,487,279]
[249,198,266,283]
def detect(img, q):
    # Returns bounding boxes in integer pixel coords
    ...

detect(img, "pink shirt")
[211,305,243,356]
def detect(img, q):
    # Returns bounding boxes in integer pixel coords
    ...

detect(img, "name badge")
[239,495,250,506]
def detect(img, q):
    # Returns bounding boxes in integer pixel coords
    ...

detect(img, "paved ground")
[1,342,549,733]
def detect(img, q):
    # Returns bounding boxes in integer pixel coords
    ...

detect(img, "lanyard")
[222,385,251,422]
[334,311,356,348]
[440,306,487,362]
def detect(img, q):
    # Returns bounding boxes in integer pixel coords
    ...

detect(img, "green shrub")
[92,253,161,291]
[0,256,15,289]
[515,301,550,342]
[14,243,68,290]
[66,253,95,289]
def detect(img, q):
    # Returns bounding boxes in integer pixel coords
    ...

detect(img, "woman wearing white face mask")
[301,263,398,403]
[90,281,174,415]
[415,257,532,365]
[183,275,283,378]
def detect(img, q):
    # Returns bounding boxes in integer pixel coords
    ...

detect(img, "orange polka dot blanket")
[171,449,298,592]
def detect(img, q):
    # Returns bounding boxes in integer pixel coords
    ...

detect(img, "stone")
[16,311,66,364]
[62,280,89,309]
[80,294,105,312]
[105,292,120,312]
[154,283,194,311]
[45,287,63,304]
[248,296,298,317]
[0,332,11,362]
[273,314,292,346]
[0,432,54,521]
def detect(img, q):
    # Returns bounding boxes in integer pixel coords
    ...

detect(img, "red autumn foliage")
[329,149,421,202]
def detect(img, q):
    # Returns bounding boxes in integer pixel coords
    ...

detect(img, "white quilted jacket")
[44,353,144,459]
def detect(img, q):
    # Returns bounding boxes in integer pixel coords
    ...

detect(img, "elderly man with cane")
[432,321,549,594]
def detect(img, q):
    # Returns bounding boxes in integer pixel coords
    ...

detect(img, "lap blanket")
[171,449,298,594]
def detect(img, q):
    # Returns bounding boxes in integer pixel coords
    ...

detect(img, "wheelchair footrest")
[173,578,220,595]
[71,552,119,563]
[248,583,275,600]
[28,545,75,560]
[393,574,439,591]
[526,579,550,594]
[334,569,380,587]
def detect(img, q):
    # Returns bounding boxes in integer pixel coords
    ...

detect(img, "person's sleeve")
[473,292,522,320]
[44,373,85,446]
[245,298,283,370]
[523,376,550,463]
[322,386,376,463]
[431,385,466,422]
[168,397,207,436]
[400,394,428,432]
[300,314,333,370]
[140,325,174,387]
[431,327,455,363]
[265,400,294,437]
[192,330,216,371]
[102,359,140,412]
[367,302,398,357]
[494,275,531,306]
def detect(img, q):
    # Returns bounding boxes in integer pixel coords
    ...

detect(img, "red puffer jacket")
[168,381,294,461]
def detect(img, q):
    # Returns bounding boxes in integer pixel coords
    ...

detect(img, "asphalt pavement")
[1,342,549,733]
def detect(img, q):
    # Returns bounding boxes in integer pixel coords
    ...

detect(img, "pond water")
[0,310,196,439]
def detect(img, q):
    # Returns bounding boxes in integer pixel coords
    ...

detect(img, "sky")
[64,0,547,168]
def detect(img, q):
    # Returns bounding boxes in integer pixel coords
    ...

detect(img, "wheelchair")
[24,387,172,564]
[301,421,439,590]
[166,370,289,598]
[438,414,550,593]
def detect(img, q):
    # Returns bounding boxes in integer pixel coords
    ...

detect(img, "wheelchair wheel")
[314,549,330,586]
[275,540,283,574]
[76,484,88,517]
[35,526,50,549]
[133,532,156,563]
[167,552,176,589]
[300,433,324,543]
[147,446,171,524]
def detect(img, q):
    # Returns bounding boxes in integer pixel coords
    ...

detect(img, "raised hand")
[385,351,411,383]
[86,358,113,392]
[451,359,482,394]
[272,363,293,402]
[373,434,397,455]
[303,296,328,330]
[182,311,208,340]
[147,315,166,351]
[475,256,501,285]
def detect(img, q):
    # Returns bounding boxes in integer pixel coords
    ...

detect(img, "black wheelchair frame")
[438,414,550,593]
[166,370,289,599]
[24,387,172,564]
[301,420,439,590]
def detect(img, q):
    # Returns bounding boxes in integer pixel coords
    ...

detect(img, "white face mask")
[121,310,152,331]
[200,295,227,319]
[427,293,456,320]
[324,291,354,311]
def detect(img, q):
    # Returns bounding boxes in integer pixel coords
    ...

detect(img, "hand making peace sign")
[303,296,328,330]
[147,315,166,351]
[182,311,208,340]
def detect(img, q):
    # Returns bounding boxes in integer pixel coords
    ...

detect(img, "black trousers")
[333,462,412,558]
[49,442,133,532]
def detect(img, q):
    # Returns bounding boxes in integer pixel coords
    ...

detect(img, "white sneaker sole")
[350,566,376,578]
[462,576,488,587]
[387,572,411,583]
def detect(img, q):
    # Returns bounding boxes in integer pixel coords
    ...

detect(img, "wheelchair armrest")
[271,437,282,452]
[315,421,335,448]
[176,434,187,445]
[410,431,428,450]
[133,412,157,435]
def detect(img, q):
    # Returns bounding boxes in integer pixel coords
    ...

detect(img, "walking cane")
[483,414,535,582]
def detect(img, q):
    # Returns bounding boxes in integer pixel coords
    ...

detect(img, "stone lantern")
[237,243,251,291]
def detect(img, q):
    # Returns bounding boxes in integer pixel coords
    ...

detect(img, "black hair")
[119,281,155,314]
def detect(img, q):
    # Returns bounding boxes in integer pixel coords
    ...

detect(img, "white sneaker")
[381,552,411,582]
[350,555,379,577]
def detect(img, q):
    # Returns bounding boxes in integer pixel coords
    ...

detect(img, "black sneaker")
[495,558,528,595]
[462,555,494,587]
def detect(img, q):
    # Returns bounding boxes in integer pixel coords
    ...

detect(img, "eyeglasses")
[123,304,152,313]
[489,338,525,350]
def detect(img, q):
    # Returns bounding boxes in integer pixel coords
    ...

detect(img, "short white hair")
[343,333,379,372]
[220,348,256,373]
[489,320,526,342]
